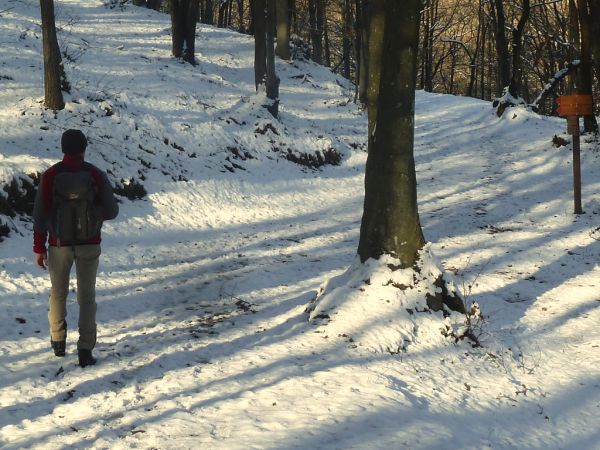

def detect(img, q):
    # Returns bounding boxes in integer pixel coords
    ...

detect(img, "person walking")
[33,129,119,367]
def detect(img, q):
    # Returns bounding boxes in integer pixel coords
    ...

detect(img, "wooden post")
[567,116,582,214]
[557,95,593,215]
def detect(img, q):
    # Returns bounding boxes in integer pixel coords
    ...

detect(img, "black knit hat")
[61,129,88,154]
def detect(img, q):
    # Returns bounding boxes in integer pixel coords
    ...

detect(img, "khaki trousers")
[48,245,101,350]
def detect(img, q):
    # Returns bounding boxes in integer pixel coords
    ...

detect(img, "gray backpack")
[50,163,102,245]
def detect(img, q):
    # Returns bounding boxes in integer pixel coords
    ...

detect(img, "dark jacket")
[33,153,119,254]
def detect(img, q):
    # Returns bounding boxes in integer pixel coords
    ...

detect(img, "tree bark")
[201,0,214,24]
[489,0,511,93]
[357,0,369,104]
[507,0,530,99]
[265,0,280,117]
[587,0,600,84]
[237,0,245,33]
[577,0,599,132]
[342,0,352,78]
[253,0,267,89]
[421,0,438,92]
[147,0,162,9]
[170,0,199,64]
[275,0,291,60]
[40,0,65,110]
[358,0,425,266]
[308,0,323,64]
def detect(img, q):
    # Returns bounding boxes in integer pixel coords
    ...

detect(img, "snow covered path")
[1,1,600,448]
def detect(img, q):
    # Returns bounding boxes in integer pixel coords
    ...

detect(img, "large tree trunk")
[358,0,425,266]
[275,0,291,60]
[40,0,65,110]
[170,0,199,64]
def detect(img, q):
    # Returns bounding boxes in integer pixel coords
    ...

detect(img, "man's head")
[61,129,88,155]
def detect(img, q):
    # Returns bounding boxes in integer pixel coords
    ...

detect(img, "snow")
[1,1,600,449]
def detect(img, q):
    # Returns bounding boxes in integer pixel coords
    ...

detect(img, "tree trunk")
[237,0,245,33]
[254,0,267,89]
[265,0,280,117]
[577,0,599,132]
[40,0,65,110]
[323,6,331,67]
[170,0,199,64]
[490,0,511,93]
[342,0,352,78]
[275,0,291,60]
[507,0,530,99]
[289,0,297,35]
[358,0,369,104]
[587,0,600,85]
[308,0,323,64]
[201,0,214,24]
[358,0,425,266]
[421,0,438,93]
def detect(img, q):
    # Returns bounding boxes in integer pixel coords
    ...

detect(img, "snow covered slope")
[1,1,600,449]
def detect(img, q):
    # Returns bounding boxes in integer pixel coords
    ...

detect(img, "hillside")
[1,1,600,449]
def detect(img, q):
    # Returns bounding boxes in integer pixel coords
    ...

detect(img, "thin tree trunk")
[184,0,199,64]
[490,0,511,93]
[237,0,245,33]
[354,0,362,102]
[275,0,291,60]
[171,0,186,57]
[324,7,331,67]
[308,0,323,64]
[171,0,199,64]
[40,0,65,110]
[254,0,267,89]
[342,0,352,78]
[577,0,599,132]
[507,0,530,99]
[358,0,369,103]
[202,0,214,24]
[587,0,600,86]
[265,0,280,117]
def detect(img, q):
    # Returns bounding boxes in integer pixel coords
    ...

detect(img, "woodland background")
[129,0,600,123]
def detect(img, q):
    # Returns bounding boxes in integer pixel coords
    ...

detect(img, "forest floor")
[1,1,600,449]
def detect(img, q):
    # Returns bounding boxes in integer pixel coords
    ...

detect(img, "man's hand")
[35,252,48,270]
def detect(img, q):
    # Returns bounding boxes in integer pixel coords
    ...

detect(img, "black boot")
[78,349,97,368]
[51,340,66,357]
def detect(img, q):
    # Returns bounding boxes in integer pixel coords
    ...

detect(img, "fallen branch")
[529,60,580,111]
